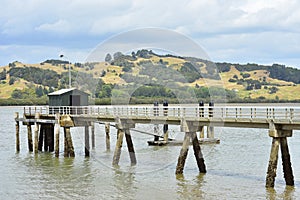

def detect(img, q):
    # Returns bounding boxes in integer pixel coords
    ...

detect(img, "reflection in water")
[112,168,137,199]
[176,173,205,199]
[266,186,295,200]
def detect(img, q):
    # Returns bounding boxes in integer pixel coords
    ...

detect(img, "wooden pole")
[49,124,54,152]
[64,127,75,157]
[105,122,110,151]
[280,137,294,186]
[91,122,95,149]
[125,129,137,165]
[64,129,68,157]
[199,126,204,139]
[266,138,280,187]
[55,113,60,157]
[38,124,44,151]
[15,112,20,152]
[27,125,33,152]
[175,132,190,174]
[112,129,124,166]
[191,132,206,173]
[34,113,40,154]
[85,125,90,157]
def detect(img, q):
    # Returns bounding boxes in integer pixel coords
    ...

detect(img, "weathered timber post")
[27,124,33,152]
[15,112,20,152]
[55,113,60,157]
[23,114,33,152]
[91,122,95,149]
[177,120,207,174]
[280,137,294,186]
[85,125,90,157]
[105,122,110,151]
[48,124,54,152]
[163,100,169,142]
[60,115,75,157]
[199,126,204,139]
[175,132,190,174]
[38,125,45,151]
[266,121,294,187]
[112,129,124,165]
[64,127,75,157]
[207,101,214,138]
[153,101,159,141]
[266,138,280,188]
[34,113,40,154]
[125,129,137,165]
[113,118,136,166]
[64,130,68,157]
[191,132,206,173]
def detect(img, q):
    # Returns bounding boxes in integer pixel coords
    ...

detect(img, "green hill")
[1,49,300,105]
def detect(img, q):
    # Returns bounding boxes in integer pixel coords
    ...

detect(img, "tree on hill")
[0,69,6,80]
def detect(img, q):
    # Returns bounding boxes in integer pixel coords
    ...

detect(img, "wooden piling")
[49,124,54,152]
[266,138,280,187]
[91,122,95,149]
[175,132,190,174]
[207,126,214,138]
[34,113,40,153]
[163,124,169,142]
[15,112,20,152]
[280,137,294,186]
[199,126,204,139]
[27,125,33,152]
[55,113,60,157]
[125,129,137,165]
[64,127,75,157]
[105,122,110,151]
[191,132,206,173]
[85,126,90,157]
[112,129,124,165]
[64,131,68,157]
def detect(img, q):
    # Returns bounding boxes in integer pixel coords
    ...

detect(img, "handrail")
[22,105,300,121]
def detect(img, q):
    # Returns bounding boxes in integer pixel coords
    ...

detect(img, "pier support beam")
[64,127,75,157]
[112,118,136,166]
[280,137,294,186]
[191,132,206,173]
[55,113,60,157]
[266,138,280,188]
[177,120,206,174]
[27,125,33,152]
[91,122,95,149]
[266,122,294,187]
[112,129,124,165]
[105,123,110,151]
[15,112,20,152]
[125,129,137,165]
[175,132,190,174]
[85,126,90,157]
[34,113,40,154]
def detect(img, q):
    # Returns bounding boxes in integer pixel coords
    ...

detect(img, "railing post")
[199,101,204,117]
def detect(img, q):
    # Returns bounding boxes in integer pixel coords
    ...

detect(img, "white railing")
[23,106,300,121]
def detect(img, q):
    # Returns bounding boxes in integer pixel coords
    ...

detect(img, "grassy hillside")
[1,50,300,104]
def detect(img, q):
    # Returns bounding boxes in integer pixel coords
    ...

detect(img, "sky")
[1,0,300,68]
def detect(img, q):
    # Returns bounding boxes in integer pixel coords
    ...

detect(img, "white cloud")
[1,0,300,67]
[36,20,71,33]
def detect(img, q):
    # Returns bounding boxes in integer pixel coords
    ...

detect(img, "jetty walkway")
[14,105,300,188]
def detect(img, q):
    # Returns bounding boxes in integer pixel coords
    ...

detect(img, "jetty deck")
[14,105,300,188]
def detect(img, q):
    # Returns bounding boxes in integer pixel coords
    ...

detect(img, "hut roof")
[48,88,89,96]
